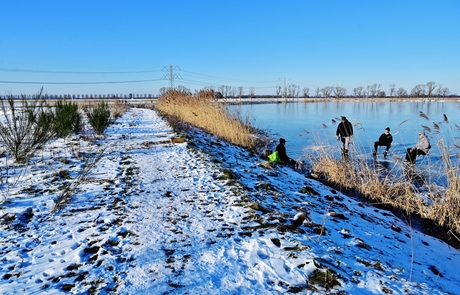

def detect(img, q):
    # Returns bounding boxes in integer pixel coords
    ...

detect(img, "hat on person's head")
[280,138,286,143]
[419,131,425,136]
[341,116,347,121]
[385,127,390,132]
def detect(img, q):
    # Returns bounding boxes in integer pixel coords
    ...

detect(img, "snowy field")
[1,108,459,294]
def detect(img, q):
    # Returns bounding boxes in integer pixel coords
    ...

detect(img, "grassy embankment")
[156,91,460,238]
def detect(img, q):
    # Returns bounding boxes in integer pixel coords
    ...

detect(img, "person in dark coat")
[276,138,293,164]
[373,127,393,157]
[405,131,431,164]
[335,116,353,154]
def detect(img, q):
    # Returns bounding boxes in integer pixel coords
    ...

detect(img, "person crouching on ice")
[373,127,393,157]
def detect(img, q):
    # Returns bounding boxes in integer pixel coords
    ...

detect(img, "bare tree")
[218,85,225,98]
[229,87,237,98]
[389,84,396,98]
[238,86,244,99]
[275,85,282,98]
[332,86,347,99]
[364,85,370,98]
[287,84,299,99]
[369,83,382,98]
[321,86,333,98]
[436,85,450,97]
[176,85,191,95]
[218,85,231,98]
[302,87,310,98]
[353,86,364,98]
[396,87,407,98]
[315,87,321,98]
[411,84,426,97]
[248,87,255,98]
[426,81,436,98]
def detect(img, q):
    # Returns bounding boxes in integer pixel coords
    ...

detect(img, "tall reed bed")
[306,112,460,236]
[156,90,267,151]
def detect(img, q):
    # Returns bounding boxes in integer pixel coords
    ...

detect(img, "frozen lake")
[230,100,459,157]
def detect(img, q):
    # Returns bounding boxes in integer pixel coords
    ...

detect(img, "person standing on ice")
[336,116,353,155]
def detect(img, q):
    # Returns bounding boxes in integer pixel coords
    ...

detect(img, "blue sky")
[1,0,459,96]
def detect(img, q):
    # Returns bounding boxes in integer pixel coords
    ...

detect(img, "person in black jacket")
[275,138,294,164]
[373,127,393,157]
[335,116,353,154]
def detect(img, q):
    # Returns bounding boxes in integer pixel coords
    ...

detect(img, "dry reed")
[156,90,267,150]
[110,100,130,119]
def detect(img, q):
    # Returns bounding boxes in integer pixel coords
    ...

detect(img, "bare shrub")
[0,89,56,162]
[51,147,106,213]
[0,157,28,203]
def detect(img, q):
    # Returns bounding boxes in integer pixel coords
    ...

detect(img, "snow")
[1,108,459,294]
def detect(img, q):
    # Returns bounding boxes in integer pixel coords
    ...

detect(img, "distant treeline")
[2,93,459,101]
[0,93,157,100]
[2,80,459,100]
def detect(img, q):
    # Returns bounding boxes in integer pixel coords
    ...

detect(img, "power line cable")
[181,70,277,83]
[0,79,162,85]
[0,67,161,74]
[179,78,275,90]
[0,66,278,89]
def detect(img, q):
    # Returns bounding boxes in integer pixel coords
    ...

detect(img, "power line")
[0,79,162,85]
[0,67,161,74]
[180,78,275,90]
[181,70,276,83]
[0,65,277,90]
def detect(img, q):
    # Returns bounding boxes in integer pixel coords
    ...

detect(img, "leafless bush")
[0,89,55,163]
[51,147,107,213]
[0,157,28,203]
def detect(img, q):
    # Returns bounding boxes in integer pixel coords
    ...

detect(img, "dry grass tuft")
[110,100,130,119]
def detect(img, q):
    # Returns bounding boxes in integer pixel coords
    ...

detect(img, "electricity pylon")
[162,64,181,90]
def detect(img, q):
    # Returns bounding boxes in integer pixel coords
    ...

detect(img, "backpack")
[268,151,281,163]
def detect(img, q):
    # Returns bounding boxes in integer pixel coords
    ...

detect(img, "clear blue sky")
[1,0,459,96]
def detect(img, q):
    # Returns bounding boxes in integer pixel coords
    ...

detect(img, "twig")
[317,202,332,243]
